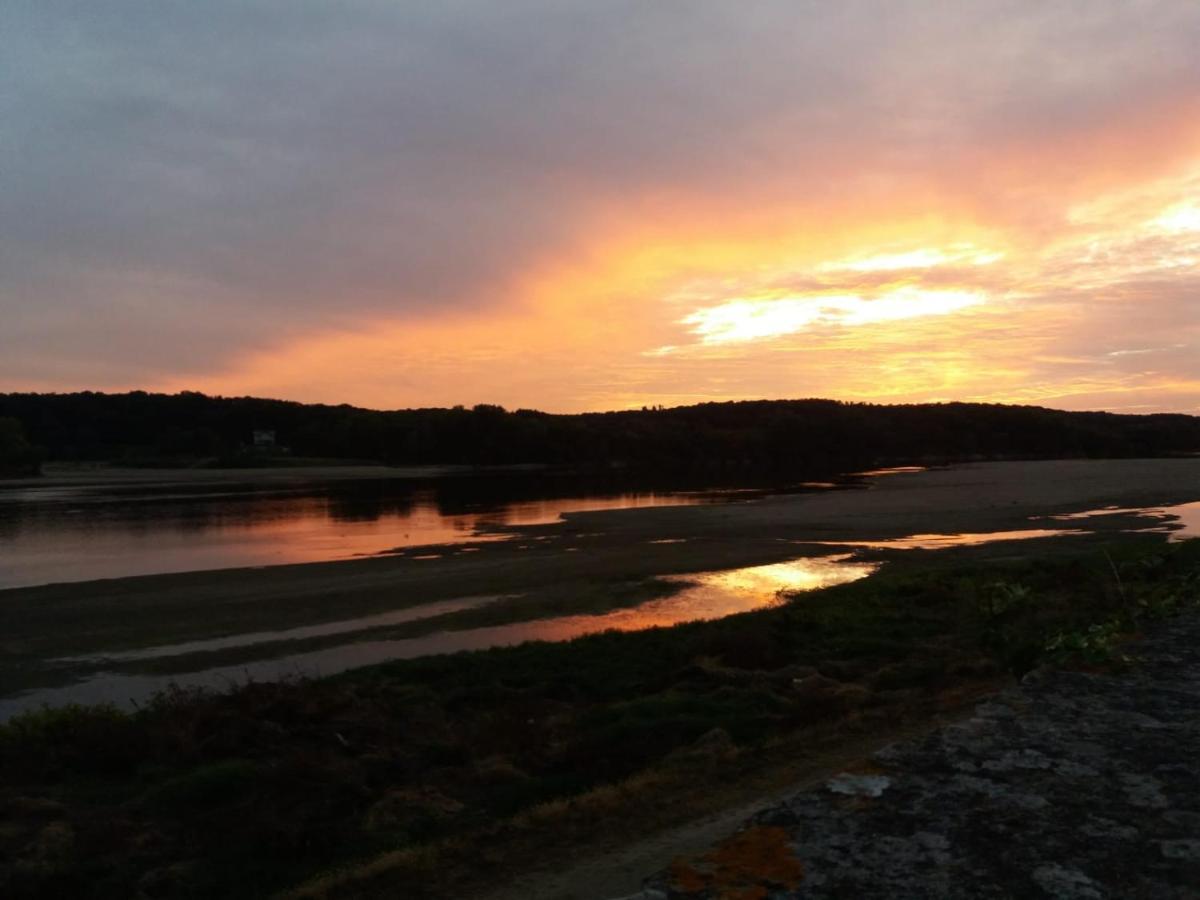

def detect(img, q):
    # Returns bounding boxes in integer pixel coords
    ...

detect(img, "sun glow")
[1153,203,1200,233]
[680,287,987,346]
[820,245,1004,273]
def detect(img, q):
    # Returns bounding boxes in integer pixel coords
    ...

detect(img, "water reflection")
[0,555,875,718]
[851,466,927,477]
[0,476,735,589]
[0,466,872,589]
[661,556,876,598]
[810,501,1200,552]
[1040,501,1200,540]
[818,528,1086,550]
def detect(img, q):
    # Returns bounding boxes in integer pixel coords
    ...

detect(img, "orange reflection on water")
[384,554,879,644]
[660,556,878,609]
[1043,501,1200,541]
[51,556,879,668]
[819,529,1084,550]
[0,489,715,589]
[506,555,878,641]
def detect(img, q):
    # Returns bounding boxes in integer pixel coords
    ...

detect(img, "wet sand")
[2,458,1198,669]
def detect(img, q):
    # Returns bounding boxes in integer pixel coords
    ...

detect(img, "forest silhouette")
[2,391,1199,475]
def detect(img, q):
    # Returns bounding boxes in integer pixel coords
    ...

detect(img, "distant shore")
[0,461,484,490]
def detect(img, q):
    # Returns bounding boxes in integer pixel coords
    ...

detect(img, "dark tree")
[0,416,40,476]
[0,391,1197,475]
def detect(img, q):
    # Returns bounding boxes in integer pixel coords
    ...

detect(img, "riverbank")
[2,538,1198,899]
[2,459,1198,707]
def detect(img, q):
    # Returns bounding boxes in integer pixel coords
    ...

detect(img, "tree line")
[1,390,1199,475]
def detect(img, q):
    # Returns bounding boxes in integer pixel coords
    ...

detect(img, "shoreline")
[1,458,1199,708]
[6,457,1198,596]
[0,462,488,492]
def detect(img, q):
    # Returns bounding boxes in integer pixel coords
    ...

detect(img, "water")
[850,466,928,477]
[814,528,1088,550]
[1040,501,1200,540]
[0,554,877,718]
[5,465,1197,717]
[806,499,1200,550]
[0,470,748,589]
[55,593,512,664]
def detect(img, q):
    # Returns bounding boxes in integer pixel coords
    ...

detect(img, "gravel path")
[638,612,1200,899]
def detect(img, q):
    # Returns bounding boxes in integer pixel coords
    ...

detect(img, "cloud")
[2,1,1200,411]
[678,288,986,346]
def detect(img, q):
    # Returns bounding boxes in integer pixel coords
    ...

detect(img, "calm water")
[0,471,758,589]
[805,500,1200,550]
[1043,501,1200,540]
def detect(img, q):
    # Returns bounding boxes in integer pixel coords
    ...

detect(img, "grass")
[1,538,1198,899]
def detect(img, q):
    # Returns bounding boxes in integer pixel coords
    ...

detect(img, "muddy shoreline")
[1,461,1197,649]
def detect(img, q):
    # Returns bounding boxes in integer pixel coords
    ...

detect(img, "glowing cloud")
[680,288,987,346]
[1153,203,1200,233]
[820,246,1004,273]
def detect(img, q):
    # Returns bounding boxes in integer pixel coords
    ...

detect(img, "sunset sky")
[4,2,1199,413]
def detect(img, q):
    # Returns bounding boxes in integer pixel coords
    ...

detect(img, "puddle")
[852,466,927,477]
[817,528,1087,550]
[0,555,875,719]
[661,556,876,599]
[809,501,1200,552]
[647,538,688,545]
[55,594,511,665]
[1038,501,1200,540]
[1043,505,1155,521]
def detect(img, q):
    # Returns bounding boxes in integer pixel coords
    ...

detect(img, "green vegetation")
[1,540,1198,899]
[2,390,1199,470]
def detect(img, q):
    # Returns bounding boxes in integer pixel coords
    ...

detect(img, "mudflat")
[2,458,1198,665]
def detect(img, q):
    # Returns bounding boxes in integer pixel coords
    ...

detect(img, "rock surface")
[639,612,1200,899]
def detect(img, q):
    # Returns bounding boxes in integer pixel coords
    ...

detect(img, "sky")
[3,1,1199,413]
